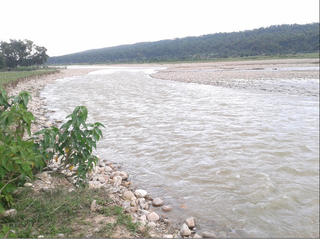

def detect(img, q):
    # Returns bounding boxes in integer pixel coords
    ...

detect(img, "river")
[41,66,319,238]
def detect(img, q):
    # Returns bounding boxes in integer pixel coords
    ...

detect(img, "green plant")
[0,89,43,213]
[0,225,17,238]
[35,106,105,185]
[0,88,105,214]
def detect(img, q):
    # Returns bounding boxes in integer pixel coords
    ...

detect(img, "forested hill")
[47,23,319,64]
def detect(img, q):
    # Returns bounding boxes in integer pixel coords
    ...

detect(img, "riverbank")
[3,68,193,238]
[150,58,319,97]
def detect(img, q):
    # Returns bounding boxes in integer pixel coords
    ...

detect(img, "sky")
[1,0,319,57]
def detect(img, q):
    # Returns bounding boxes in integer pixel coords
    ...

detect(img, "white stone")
[147,212,159,222]
[4,209,17,217]
[147,221,156,228]
[112,176,122,188]
[104,166,113,172]
[135,189,148,198]
[24,183,33,187]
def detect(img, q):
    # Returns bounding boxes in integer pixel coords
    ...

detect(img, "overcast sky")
[1,0,319,57]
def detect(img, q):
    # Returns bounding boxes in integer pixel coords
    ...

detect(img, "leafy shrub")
[35,106,105,185]
[0,89,105,213]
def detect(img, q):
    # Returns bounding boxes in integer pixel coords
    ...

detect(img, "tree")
[0,53,6,70]
[0,39,48,69]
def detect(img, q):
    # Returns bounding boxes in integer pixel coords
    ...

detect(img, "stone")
[138,198,146,205]
[36,172,48,179]
[180,223,191,236]
[202,231,217,238]
[122,201,131,208]
[218,231,227,238]
[163,235,174,238]
[135,189,148,198]
[4,209,17,217]
[162,205,173,212]
[152,197,164,206]
[122,191,135,201]
[112,176,122,188]
[147,212,160,222]
[56,233,65,238]
[103,175,109,182]
[90,200,97,211]
[147,221,156,228]
[98,175,106,182]
[193,234,202,238]
[104,166,113,172]
[38,236,44,238]
[40,187,51,192]
[186,217,196,229]
[119,171,129,180]
[140,210,150,216]
[24,182,33,187]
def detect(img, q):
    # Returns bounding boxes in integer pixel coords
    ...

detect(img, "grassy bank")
[0,185,147,238]
[0,69,59,90]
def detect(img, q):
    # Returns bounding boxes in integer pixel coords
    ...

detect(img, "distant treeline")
[47,23,319,64]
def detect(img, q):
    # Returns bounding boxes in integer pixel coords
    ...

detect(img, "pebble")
[147,221,157,228]
[147,212,160,222]
[162,205,173,212]
[202,231,217,238]
[135,189,148,198]
[185,217,196,229]
[4,209,17,217]
[90,200,97,211]
[180,223,191,237]
[24,183,33,187]
[122,191,135,201]
[153,197,164,206]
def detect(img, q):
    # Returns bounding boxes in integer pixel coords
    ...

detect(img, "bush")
[0,89,105,213]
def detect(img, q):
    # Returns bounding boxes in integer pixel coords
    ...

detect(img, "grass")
[0,185,148,238]
[0,69,59,90]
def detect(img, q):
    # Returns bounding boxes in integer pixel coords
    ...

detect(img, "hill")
[47,23,319,64]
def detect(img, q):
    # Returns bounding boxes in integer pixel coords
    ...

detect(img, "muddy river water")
[41,66,319,238]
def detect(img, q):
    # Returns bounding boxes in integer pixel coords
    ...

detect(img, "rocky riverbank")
[150,59,319,97]
[4,68,220,238]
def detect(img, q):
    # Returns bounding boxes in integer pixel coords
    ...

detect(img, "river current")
[41,66,319,238]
